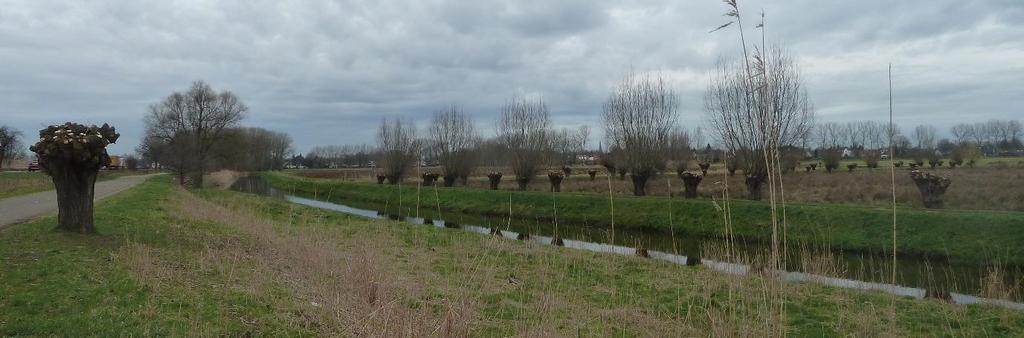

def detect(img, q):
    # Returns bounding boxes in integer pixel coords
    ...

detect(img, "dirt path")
[0,174,160,229]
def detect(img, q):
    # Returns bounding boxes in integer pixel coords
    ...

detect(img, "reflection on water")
[230,176,1023,310]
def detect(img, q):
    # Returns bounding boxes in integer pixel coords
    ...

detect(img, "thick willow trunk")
[442,174,457,187]
[487,173,502,190]
[51,167,99,233]
[910,170,951,209]
[421,173,438,186]
[516,176,529,191]
[548,173,563,192]
[678,172,702,198]
[744,175,765,201]
[630,174,650,196]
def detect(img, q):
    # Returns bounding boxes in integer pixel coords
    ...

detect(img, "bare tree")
[668,128,692,175]
[429,105,479,187]
[143,81,247,187]
[862,121,885,150]
[552,126,590,167]
[135,135,166,169]
[497,95,551,190]
[1009,120,1023,145]
[603,72,679,196]
[815,122,843,150]
[911,124,937,150]
[0,126,23,169]
[223,127,292,171]
[950,123,971,145]
[576,125,591,154]
[377,118,419,184]
[706,46,814,199]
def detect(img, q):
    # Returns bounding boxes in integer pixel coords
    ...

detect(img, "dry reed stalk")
[169,189,478,336]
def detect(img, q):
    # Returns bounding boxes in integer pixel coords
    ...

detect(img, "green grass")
[264,171,1024,265]
[0,176,314,336]
[202,180,1024,336]
[2,175,1023,336]
[0,170,151,199]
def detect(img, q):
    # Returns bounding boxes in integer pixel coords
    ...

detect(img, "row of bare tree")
[812,119,1023,158]
[370,73,701,196]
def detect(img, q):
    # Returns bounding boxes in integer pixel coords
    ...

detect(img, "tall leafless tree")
[668,128,692,175]
[0,126,23,169]
[552,126,590,167]
[429,105,479,187]
[218,127,292,171]
[377,118,419,184]
[497,95,551,190]
[706,46,814,199]
[603,72,679,196]
[950,123,971,145]
[911,124,937,150]
[143,81,247,187]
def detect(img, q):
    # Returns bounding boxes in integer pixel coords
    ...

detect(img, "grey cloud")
[0,0,1021,155]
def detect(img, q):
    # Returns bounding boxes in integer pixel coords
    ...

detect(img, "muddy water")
[230,176,1023,309]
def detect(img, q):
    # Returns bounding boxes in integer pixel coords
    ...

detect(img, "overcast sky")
[1,0,1022,154]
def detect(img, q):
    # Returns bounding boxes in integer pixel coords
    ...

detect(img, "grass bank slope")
[3,176,1023,336]
[265,172,1024,265]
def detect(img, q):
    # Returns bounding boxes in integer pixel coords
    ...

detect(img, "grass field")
[289,157,1024,212]
[0,170,153,199]
[264,172,1024,265]
[2,176,1023,336]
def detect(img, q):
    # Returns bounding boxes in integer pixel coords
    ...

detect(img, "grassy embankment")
[2,175,1023,336]
[0,170,150,199]
[264,172,1024,265]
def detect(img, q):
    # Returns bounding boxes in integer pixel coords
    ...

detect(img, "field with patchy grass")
[290,158,1024,212]
[2,176,1023,336]
[0,170,154,199]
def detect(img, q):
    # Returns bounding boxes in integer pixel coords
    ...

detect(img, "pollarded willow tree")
[376,118,419,184]
[603,72,679,196]
[29,123,119,233]
[497,95,551,190]
[429,105,480,187]
[705,46,814,200]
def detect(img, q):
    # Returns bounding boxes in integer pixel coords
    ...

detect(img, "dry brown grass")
[108,183,1024,336]
[204,170,242,189]
[116,188,475,336]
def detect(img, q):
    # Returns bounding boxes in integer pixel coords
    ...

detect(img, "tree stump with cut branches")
[587,170,597,181]
[547,171,564,192]
[910,170,951,209]
[30,122,119,233]
[698,162,711,175]
[678,171,702,198]
[487,172,502,190]
[421,172,439,186]
[744,175,765,200]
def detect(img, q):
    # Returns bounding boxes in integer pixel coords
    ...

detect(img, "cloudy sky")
[1,0,1022,154]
